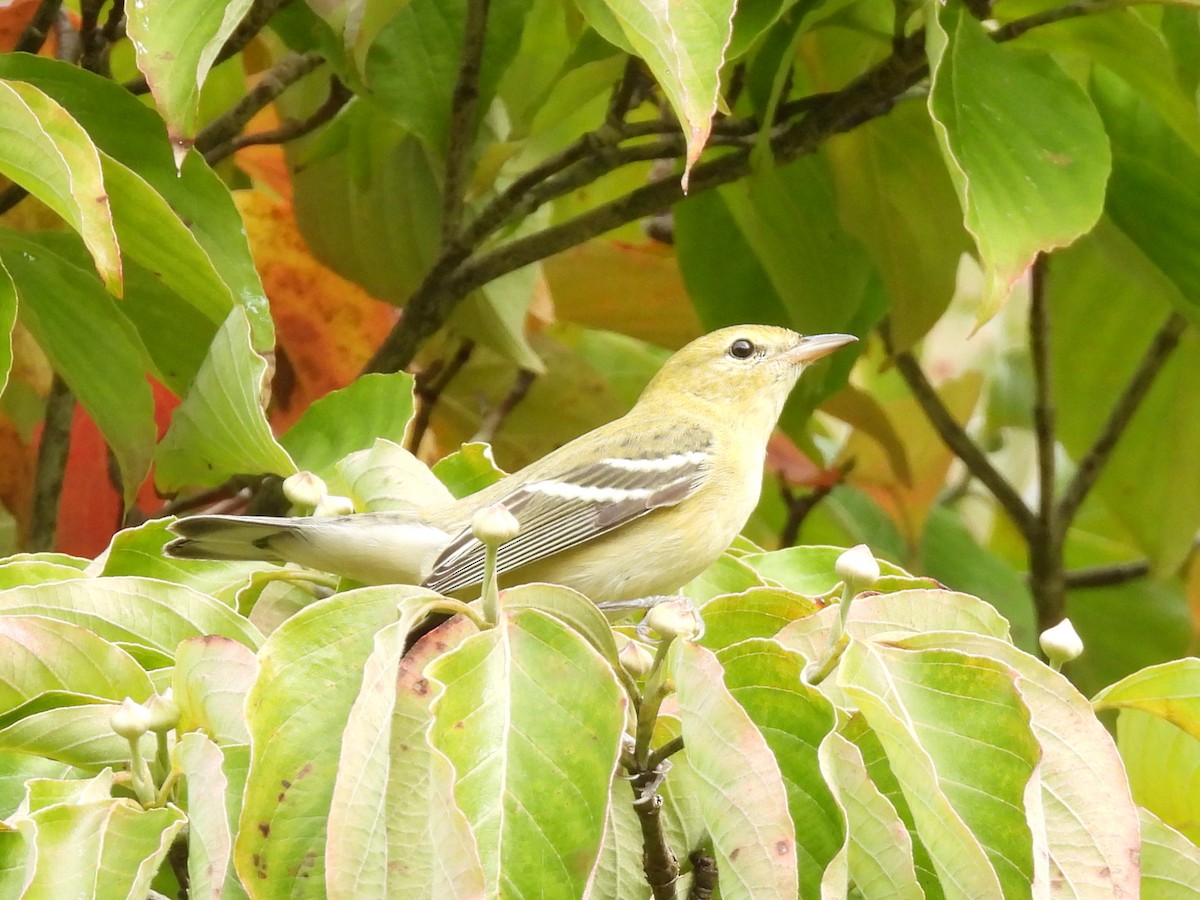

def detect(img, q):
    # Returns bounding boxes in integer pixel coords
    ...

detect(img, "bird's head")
[641,325,858,420]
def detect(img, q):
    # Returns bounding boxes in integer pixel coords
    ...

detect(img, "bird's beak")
[787,333,858,364]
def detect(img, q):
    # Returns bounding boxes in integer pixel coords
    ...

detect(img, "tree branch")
[472,368,537,444]
[1062,535,1200,589]
[195,52,326,157]
[27,375,74,552]
[441,0,491,244]
[405,339,475,454]
[203,75,349,166]
[1029,255,1056,540]
[1055,311,1189,532]
[13,0,62,54]
[687,850,718,900]
[629,773,679,900]
[891,348,1038,539]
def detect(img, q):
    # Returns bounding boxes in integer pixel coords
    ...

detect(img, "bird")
[165,325,856,602]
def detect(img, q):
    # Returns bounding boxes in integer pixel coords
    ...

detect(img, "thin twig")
[779,471,845,547]
[78,0,105,72]
[1062,535,1200,588]
[27,376,75,553]
[441,0,491,243]
[472,369,537,444]
[891,348,1038,539]
[1055,312,1188,533]
[14,0,62,54]
[203,76,350,166]
[54,7,81,63]
[629,773,679,900]
[0,185,29,216]
[645,736,685,772]
[1029,255,1057,541]
[195,52,326,156]
[687,850,718,900]
[405,339,476,454]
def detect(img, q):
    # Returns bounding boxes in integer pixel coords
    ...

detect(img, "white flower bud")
[314,494,355,518]
[617,637,656,679]
[283,471,328,508]
[145,690,180,733]
[643,597,704,641]
[471,503,520,546]
[836,544,880,593]
[110,697,151,741]
[1040,618,1083,670]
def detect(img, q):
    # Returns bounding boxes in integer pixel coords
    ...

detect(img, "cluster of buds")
[283,471,355,517]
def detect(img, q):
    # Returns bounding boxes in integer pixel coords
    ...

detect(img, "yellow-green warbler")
[166,325,856,600]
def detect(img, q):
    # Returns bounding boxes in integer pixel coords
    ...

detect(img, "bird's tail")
[165,515,295,562]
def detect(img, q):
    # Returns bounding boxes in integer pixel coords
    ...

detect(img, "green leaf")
[925,1,1110,320]
[0,616,154,714]
[428,608,625,897]
[818,731,924,899]
[1093,67,1200,324]
[1139,806,1200,898]
[177,735,251,900]
[575,0,734,184]
[740,546,908,596]
[825,100,972,350]
[325,619,486,898]
[1116,709,1200,844]
[838,640,1041,898]
[0,755,75,818]
[716,639,843,897]
[235,585,434,893]
[590,779,649,899]
[0,55,268,323]
[12,796,184,899]
[1050,222,1200,574]
[100,518,267,602]
[699,586,821,651]
[156,307,298,493]
[0,576,263,656]
[0,231,156,507]
[0,559,88,590]
[126,0,256,143]
[281,373,417,482]
[673,642,798,899]
[362,0,534,157]
[382,616,486,896]
[173,636,258,745]
[1094,658,1200,741]
[338,438,455,511]
[0,79,120,293]
[683,553,768,604]
[0,693,154,768]
[431,442,506,499]
[499,582,622,670]
[897,631,1140,897]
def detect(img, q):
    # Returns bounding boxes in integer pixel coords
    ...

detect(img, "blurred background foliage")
[0,0,1195,710]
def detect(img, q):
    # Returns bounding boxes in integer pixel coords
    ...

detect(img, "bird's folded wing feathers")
[423,428,714,595]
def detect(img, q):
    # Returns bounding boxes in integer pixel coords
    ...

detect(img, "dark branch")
[27,376,75,552]
[628,772,679,900]
[1029,254,1056,539]
[687,850,718,900]
[472,368,538,444]
[891,347,1038,539]
[779,471,845,547]
[14,0,62,54]
[1062,535,1200,589]
[195,52,326,157]
[1055,312,1189,532]
[441,0,491,243]
[203,75,349,166]
[405,339,475,454]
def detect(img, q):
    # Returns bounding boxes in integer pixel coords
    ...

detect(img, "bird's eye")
[728,338,756,360]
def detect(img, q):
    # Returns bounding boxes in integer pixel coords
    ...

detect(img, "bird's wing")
[422,425,714,595]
